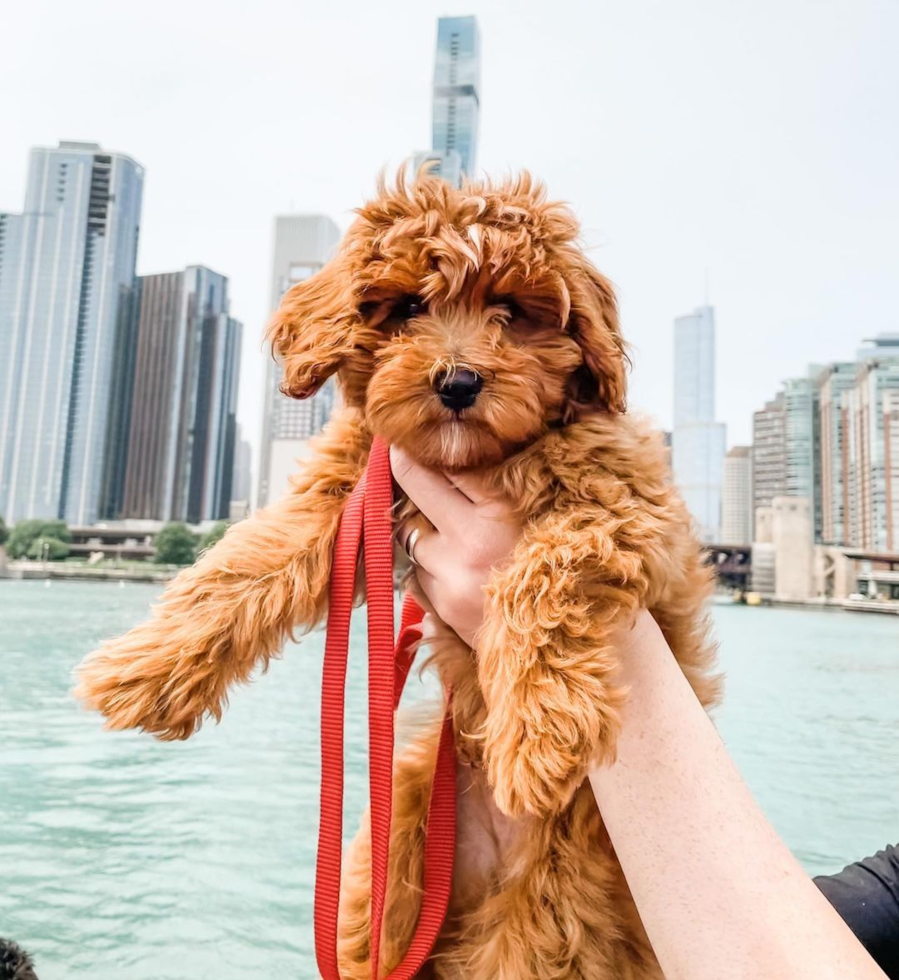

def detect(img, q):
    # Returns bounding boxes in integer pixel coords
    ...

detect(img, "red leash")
[315,437,457,980]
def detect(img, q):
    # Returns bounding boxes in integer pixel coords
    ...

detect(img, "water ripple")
[0,582,896,978]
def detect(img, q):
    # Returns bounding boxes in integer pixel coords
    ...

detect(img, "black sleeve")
[815,844,899,979]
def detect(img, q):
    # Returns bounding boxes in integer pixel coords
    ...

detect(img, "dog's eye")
[390,294,427,320]
[494,296,525,321]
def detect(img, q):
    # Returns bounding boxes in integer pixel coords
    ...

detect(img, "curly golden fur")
[76,172,720,978]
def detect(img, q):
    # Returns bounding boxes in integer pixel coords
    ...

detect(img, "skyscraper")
[671,305,727,542]
[413,16,481,187]
[751,368,823,544]
[0,141,144,525]
[752,392,787,526]
[783,373,820,509]
[721,446,753,546]
[817,362,857,546]
[844,357,899,552]
[257,214,341,509]
[121,266,241,523]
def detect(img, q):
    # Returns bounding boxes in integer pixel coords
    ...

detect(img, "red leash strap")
[315,437,456,980]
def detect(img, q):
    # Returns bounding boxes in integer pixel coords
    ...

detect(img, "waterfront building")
[751,370,821,544]
[412,15,481,187]
[772,496,814,600]
[671,305,727,542]
[783,371,823,541]
[844,357,899,552]
[752,392,786,529]
[721,446,753,546]
[257,215,341,509]
[122,266,241,524]
[756,347,899,553]
[0,141,144,525]
[817,362,857,546]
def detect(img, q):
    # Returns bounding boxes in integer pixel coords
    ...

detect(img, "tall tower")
[752,391,787,526]
[671,305,727,542]
[0,141,144,525]
[817,363,856,546]
[721,446,753,546]
[414,15,481,186]
[257,214,341,509]
[121,266,241,523]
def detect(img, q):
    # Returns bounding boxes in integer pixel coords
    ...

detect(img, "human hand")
[389,447,522,647]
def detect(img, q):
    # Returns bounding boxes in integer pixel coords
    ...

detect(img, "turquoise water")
[0,580,896,979]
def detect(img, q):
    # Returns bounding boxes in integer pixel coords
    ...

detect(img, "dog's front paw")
[484,722,585,818]
[74,619,221,740]
[483,680,624,818]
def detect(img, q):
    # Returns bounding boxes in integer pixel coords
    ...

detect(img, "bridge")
[704,544,753,588]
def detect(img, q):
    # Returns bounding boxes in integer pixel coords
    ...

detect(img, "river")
[0,580,896,979]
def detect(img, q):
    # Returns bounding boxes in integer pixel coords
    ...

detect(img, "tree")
[153,523,198,565]
[26,536,70,561]
[7,519,71,559]
[0,517,8,547]
[199,520,228,553]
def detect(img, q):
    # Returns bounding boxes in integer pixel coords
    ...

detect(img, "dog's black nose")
[434,369,483,411]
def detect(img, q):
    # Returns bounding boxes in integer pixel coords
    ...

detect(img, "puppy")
[0,940,38,980]
[76,173,720,978]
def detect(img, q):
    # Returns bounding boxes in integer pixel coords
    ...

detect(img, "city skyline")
[751,333,899,554]
[0,141,144,525]
[0,142,242,527]
[4,0,895,470]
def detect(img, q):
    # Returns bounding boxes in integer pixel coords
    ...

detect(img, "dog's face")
[268,174,628,469]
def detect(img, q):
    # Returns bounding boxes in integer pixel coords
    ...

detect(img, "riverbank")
[718,591,899,616]
[0,559,177,584]
[773,596,899,616]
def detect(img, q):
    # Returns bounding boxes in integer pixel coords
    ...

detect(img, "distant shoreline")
[717,592,899,617]
[0,561,177,584]
[2,567,897,616]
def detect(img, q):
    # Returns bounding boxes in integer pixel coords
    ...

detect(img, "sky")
[3,0,897,472]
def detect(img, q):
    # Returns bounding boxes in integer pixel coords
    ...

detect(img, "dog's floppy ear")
[266,256,358,400]
[563,260,629,417]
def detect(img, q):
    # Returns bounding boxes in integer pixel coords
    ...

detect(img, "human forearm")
[588,611,886,980]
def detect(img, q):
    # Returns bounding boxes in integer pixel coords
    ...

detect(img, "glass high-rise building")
[121,267,241,523]
[413,15,481,187]
[818,363,857,546]
[844,358,899,552]
[257,214,341,509]
[0,141,144,525]
[671,305,727,542]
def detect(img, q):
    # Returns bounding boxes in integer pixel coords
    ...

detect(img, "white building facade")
[721,446,753,545]
[257,214,341,509]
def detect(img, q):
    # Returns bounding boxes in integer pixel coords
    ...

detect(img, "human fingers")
[397,522,442,575]
[390,446,474,532]
[441,467,497,506]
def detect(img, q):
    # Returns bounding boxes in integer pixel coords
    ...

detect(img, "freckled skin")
[76,173,720,979]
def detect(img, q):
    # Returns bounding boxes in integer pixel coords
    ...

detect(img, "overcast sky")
[3,0,897,463]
